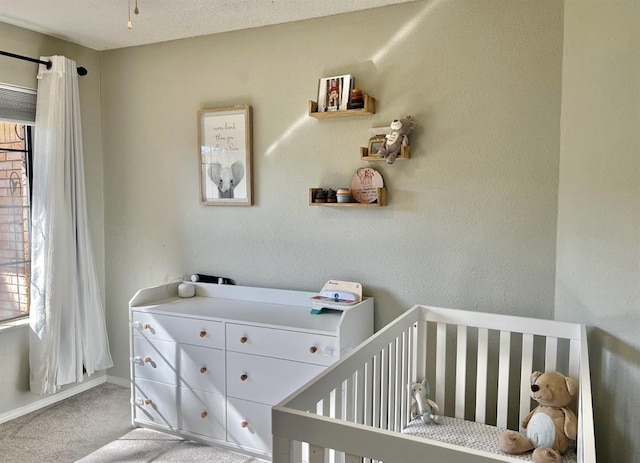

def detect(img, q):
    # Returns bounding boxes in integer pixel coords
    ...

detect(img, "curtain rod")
[0,50,88,76]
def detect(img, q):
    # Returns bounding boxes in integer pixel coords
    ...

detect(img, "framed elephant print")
[198,105,253,205]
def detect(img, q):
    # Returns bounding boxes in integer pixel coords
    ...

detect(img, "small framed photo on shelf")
[317,74,353,112]
[368,135,386,157]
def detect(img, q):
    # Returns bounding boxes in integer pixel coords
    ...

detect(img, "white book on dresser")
[129,281,374,460]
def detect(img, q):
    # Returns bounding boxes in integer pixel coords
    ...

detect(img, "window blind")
[0,83,36,125]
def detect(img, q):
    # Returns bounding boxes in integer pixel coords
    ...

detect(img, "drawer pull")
[132,321,152,330]
[199,330,207,338]
[240,421,249,428]
[200,411,208,419]
[200,366,207,374]
[240,374,248,381]
[142,356,156,368]
[240,336,248,344]
[309,346,318,354]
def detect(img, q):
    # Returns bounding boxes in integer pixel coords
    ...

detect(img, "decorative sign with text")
[198,105,253,206]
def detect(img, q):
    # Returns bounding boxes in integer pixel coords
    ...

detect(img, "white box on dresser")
[129,281,374,460]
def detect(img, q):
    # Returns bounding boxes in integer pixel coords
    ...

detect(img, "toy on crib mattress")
[410,379,443,424]
[499,371,578,463]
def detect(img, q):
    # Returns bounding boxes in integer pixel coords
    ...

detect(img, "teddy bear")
[499,371,578,463]
[377,116,416,164]
[410,379,443,424]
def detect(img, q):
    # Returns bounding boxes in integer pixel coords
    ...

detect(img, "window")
[0,83,35,323]
[0,122,31,322]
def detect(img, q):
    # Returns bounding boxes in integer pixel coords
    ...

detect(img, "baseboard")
[0,375,107,425]
[106,375,130,388]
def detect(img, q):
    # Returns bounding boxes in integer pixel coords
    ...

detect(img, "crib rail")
[421,306,583,431]
[273,305,595,463]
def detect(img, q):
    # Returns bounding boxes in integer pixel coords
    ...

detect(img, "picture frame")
[368,135,386,157]
[317,74,353,112]
[198,105,253,206]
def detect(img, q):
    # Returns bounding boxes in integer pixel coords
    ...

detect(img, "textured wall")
[101,0,563,381]
[557,1,640,462]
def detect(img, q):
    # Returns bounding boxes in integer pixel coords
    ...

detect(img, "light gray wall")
[0,22,105,414]
[101,0,563,382]
[6,1,638,462]
[557,1,640,462]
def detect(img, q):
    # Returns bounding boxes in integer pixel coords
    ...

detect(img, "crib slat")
[388,340,397,431]
[372,354,381,429]
[475,328,488,424]
[355,366,364,424]
[400,329,409,427]
[323,393,330,419]
[455,325,467,419]
[380,347,389,430]
[309,444,324,463]
[364,360,373,427]
[569,338,580,380]
[435,322,447,410]
[519,333,534,432]
[395,335,403,431]
[345,375,354,423]
[545,336,558,372]
[414,320,426,384]
[496,330,511,429]
[335,380,343,421]
[331,407,343,463]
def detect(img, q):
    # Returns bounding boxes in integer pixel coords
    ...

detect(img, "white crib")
[272,305,596,463]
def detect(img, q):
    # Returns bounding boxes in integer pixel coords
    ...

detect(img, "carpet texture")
[0,383,265,462]
[77,428,262,463]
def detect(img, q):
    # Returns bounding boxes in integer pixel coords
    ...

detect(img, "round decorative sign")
[350,167,384,203]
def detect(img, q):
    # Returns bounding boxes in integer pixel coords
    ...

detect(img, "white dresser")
[129,281,374,460]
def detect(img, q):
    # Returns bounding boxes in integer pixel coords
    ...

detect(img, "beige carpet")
[78,427,264,463]
[0,383,266,462]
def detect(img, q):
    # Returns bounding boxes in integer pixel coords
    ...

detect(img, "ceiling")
[0,0,416,51]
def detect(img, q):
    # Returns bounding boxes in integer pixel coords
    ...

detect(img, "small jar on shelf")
[309,188,387,207]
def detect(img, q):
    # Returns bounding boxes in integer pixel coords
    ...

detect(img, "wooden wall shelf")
[309,188,387,207]
[360,145,410,161]
[308,95,376,119]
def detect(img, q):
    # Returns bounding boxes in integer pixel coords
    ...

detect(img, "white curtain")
[29,56,113,395]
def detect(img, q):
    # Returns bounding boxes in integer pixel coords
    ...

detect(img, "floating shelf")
[309,188,387,207]
[308,95,376,119]
[360,145,411,161]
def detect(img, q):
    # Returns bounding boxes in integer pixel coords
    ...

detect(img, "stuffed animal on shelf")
[377,115,416,164]
[410,379,443,424]
[499,371,578,463]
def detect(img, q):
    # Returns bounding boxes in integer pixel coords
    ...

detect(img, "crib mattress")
[402,416,577,462]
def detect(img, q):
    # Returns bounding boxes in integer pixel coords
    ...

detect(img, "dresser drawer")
[132,312,224,349]
[179,387,226,440]
[226,398,272,453]
[227,351,325,405]
[133,378,178,431]
[132,337,177,385]
[179,343,225,394]
[226,324,338,366]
